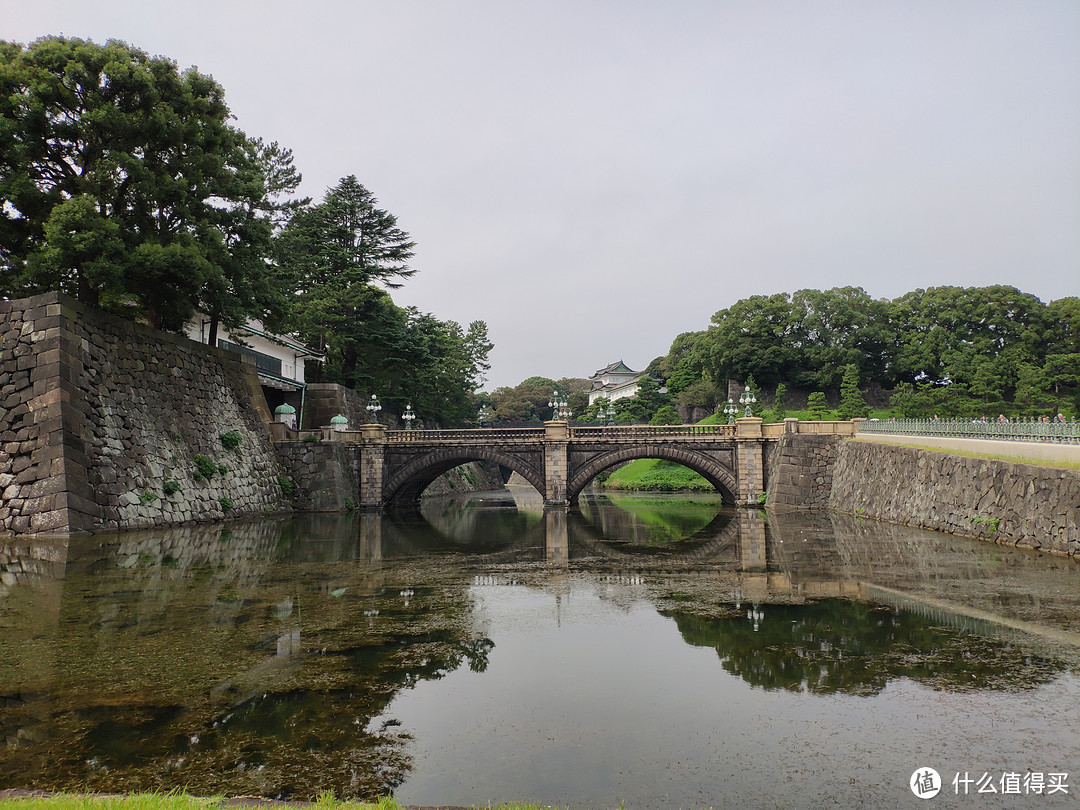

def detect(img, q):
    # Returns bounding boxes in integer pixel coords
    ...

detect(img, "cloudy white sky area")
[4,1,1079,389]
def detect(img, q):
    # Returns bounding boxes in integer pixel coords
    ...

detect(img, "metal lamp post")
[739,384,757,418]
[366,394,382,424]
[723,398,738,424]
[403,403,416,430]
[549,391,570,421]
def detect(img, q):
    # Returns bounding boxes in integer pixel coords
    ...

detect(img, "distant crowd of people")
[949,413,1069,424]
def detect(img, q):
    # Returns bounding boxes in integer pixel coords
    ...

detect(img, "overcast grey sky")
[4,1,1079,389]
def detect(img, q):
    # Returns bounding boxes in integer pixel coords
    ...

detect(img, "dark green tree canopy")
[0,36,285,331]
[644,285,1077,418]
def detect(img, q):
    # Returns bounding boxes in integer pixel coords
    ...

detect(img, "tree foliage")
[807,392,829,420]
[0,36,284,332]
[0,37,493,428]
[836,364,868,420]
[644,285,1079,419]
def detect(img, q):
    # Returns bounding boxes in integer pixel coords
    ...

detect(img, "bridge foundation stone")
[357,423,387,508]
[735,417,765,505]
[543,421,569,505]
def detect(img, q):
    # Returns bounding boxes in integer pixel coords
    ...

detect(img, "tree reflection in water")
[669,598,1064,695]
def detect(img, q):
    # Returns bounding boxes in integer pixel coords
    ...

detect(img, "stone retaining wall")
[766,434,843,509]
[275,441,361,511]
[303,383,370,430]
[829,441,1080,555]
[0,292,291,533]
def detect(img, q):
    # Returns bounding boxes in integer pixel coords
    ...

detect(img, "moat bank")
[767,432,1080,556]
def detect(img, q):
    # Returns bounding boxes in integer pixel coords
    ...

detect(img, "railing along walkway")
[859,417,1080,444]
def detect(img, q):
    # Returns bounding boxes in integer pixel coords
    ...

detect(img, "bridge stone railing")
[386,427,546,443]
[570,424,736,440]
[858,417,1080,444]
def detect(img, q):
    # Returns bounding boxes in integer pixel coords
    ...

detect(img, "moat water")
[1,488,1079,808]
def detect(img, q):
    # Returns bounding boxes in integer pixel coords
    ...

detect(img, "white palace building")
[587,360,647,406]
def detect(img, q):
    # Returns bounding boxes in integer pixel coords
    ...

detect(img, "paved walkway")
[853,433,1080,466]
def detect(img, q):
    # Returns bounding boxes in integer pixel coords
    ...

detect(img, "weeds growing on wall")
[193,454,218,480]
[220,430,243,451]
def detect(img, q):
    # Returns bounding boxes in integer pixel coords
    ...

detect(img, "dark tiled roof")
[591,359,637,378]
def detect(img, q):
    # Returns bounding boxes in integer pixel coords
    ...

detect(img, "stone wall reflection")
[0,517,491,801]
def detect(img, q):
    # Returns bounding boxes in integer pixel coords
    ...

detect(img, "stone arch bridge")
[325,419,806,508]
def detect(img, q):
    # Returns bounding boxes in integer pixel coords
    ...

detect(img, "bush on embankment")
[600,457,713,492]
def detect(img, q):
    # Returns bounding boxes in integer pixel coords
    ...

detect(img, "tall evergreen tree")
[279,175,416,375]
[836,364,869,419]
[773,383,787,420]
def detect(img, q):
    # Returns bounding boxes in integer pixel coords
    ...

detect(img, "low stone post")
[357,423,387,508]
[543,420,570,505]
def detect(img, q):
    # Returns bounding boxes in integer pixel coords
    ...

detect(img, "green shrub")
[162,479,181,496]
[277,475,295,496]
[302,434,319,443]
[220,430,243,451]
[193,454,218,481]
[139,491,158,504]
[218,496,234,514]
[649,405,683,425]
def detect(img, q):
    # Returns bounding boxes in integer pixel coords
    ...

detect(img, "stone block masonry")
[766,431,1079,555]
[829,441,1080,556]
[766,434,843,509]
[0,292,291,534]
[275,441,361,512]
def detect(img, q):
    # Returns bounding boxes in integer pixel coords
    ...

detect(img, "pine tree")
[837,364,869,419]
[773,383,787,420]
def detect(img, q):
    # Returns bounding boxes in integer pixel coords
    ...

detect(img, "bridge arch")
[384,447,545,507]
[566,445,739,505]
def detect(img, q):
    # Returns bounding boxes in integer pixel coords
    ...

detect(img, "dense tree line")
[0,36,491,427]
[491,284,1077,426]
[660,285,1079,419]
